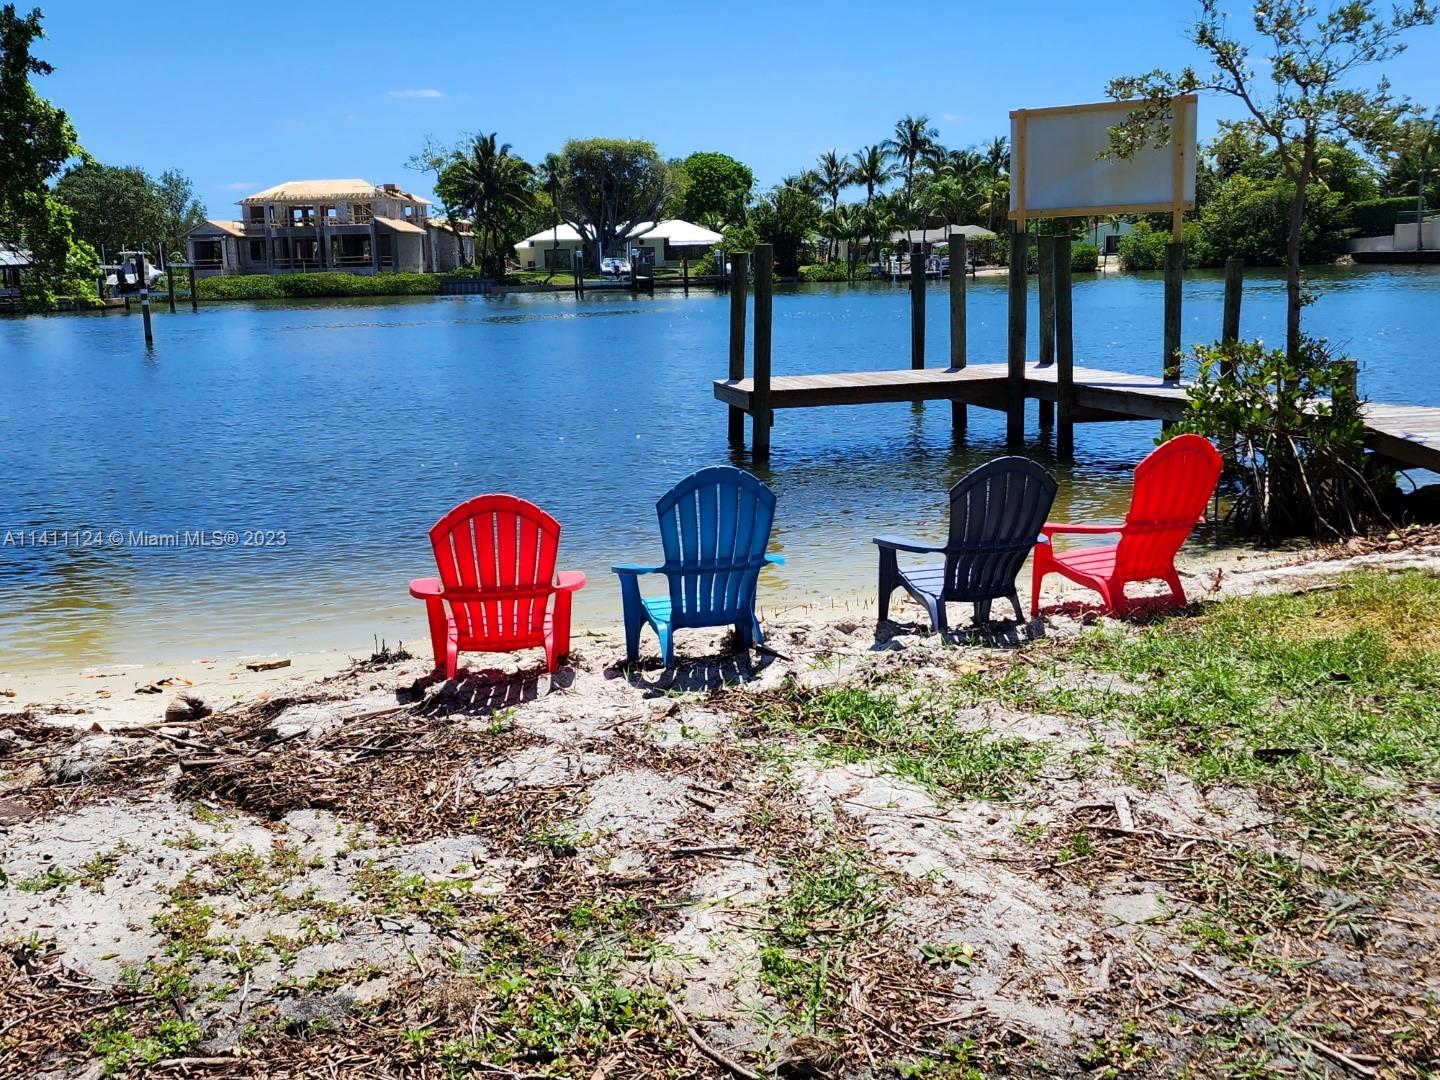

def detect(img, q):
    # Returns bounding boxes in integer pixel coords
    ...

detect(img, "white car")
[600,257,630,279]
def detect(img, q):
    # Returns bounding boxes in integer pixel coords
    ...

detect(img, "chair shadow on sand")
[606,636,777,696]
[405,661,577,717]
[874,613,1048,650]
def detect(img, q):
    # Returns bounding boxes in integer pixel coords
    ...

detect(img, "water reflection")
[0,264,1435,669]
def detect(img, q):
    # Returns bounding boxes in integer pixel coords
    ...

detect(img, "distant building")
[513,219,723,271]
[0,241,31,304]
[185,179,444,276]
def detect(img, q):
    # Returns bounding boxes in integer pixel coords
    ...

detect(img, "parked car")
[600,257,630,279]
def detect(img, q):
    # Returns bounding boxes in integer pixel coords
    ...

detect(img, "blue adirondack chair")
[875,457,1057,634]
[613,466,784,667]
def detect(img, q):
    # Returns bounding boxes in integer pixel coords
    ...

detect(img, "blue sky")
[31,0,1440,216]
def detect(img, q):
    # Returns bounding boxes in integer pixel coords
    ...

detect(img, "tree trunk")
[1284,137,1316,362]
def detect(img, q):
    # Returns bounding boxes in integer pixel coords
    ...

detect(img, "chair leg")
[1100,581,1125,617]
[1163,571,1186,608]
[750,614,766,648]
[618,577,645,663]
[877,548,899,623]
[445,627,459,680]
[1008,591,1025,624]
[925,597,949,637]
[551,589,574,663]
[658,625,675,669]
[1030,565,1047,616]
[974,598,993,625]
[735,621,752,649]
[424,598,448,672]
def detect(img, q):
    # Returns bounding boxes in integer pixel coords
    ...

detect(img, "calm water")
[2,264,1437,670]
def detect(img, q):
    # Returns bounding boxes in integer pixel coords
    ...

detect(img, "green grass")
[758,685,1046,798]
[196,271,439,301]
[758,846,889,1030]
[86,1011,201,1075]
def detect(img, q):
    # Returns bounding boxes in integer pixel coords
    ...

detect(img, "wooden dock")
[714,363,1440,473]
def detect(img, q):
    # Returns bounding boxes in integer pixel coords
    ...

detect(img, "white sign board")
[1009,96,1197,220]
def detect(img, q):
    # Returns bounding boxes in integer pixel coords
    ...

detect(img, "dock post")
[682,258,689,296]
[752,244,774,460]
[910,248,925,369]
[727,251,750,448]
[166,265,176,313]
[1335,358,1358,413]
[188,264,198,312]
[948,232,967,434]
[1006,227,1027,447]
[1055,237,1075,462]
[574,250,584,298]
[1037,235,1057,430]
[140,281,153,347]
[1162,242,1184,382]
[1222,257,1243,344]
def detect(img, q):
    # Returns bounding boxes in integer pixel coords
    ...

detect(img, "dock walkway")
[714,363,1440,473]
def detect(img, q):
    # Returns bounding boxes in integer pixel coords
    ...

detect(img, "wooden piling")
[1055,237,1075,462]
[166,266,176,313]
[752,244,774,460]
[1335,358,1359,413]
[682,258,689,296]
[910,248,925,369]
[1037,235,1057,430]
[1006,228,1027,446]
[948,232,967,434]
[1222,257,1243,344]
[727,251,750,448]
[188,264,197,312]
[1162,242,1184,382]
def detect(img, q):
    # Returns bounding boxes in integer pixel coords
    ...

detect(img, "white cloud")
[219,181,257,190]
[387,88,445,99]
[941,113,965,122]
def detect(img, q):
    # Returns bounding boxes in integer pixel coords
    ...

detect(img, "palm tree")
[884,115,939,215]
[851,145,895,207]
[445,132,536,278]
[537,152,564,281]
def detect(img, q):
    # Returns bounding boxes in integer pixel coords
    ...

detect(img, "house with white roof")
[513,219,723,271]
[185,179,455,276]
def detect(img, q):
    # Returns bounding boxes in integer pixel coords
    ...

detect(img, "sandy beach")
[2,533,1438,1077]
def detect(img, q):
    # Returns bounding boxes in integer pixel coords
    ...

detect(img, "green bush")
[195,272,440,301]
[797,262,877,282]
[1117,222,1169,270]
[1350,196,1417,235]
[1070,242,1099,272]
[690,251,717,276]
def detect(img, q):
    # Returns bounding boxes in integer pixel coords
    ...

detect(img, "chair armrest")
[765,553,785,567]
[409,577,443,600]
[873,534,943,554]
[555,570,586,592]
[612,563,663,576]
[1041,523,1123,538]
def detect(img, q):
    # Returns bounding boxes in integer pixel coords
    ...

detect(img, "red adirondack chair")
[409,495,585,677]
[1031,434,1222,617]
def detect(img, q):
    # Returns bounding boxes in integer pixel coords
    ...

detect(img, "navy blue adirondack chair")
[875,457,1057,634]
[614,467,784,667]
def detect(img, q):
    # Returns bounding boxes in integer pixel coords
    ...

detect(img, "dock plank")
[713,363,1440,472]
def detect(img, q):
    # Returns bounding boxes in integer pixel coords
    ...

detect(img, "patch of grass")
[352,865,471,930]
[86,1010,201,1075]
[757,686,1046,799]
[15,865,80,893]
[1079,1020,1153,1077]
[758,846,889,1030]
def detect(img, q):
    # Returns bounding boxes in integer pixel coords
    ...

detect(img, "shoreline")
[3,532,1429,733]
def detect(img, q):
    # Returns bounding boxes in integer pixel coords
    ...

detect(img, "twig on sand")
[1289,1032,1379,1077]
[656,988,759,1080]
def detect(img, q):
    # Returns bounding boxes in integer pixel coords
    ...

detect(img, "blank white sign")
[1010,97,1197,218]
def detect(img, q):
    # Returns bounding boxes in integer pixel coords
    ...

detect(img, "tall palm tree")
[537,152,564,280]
[815,151,854,260]
[851,145,895,207]
[447,132,536,278]
[884,115,939,216]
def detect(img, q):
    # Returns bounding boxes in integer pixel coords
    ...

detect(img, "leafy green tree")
[436,132,535,279]
[884,115,939,222]
[552,138,674,267]
[0,4,98,309]
[815,150,854,260]
[750,177,821,277]
[406,134,471,266]
[850,145,895,207]
[1106,0,1437,358]
[1383,108,1440,227]
[674,151,753,227]
[156,170,205,259]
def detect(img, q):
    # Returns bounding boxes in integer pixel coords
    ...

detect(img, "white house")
[513,218,723,271]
